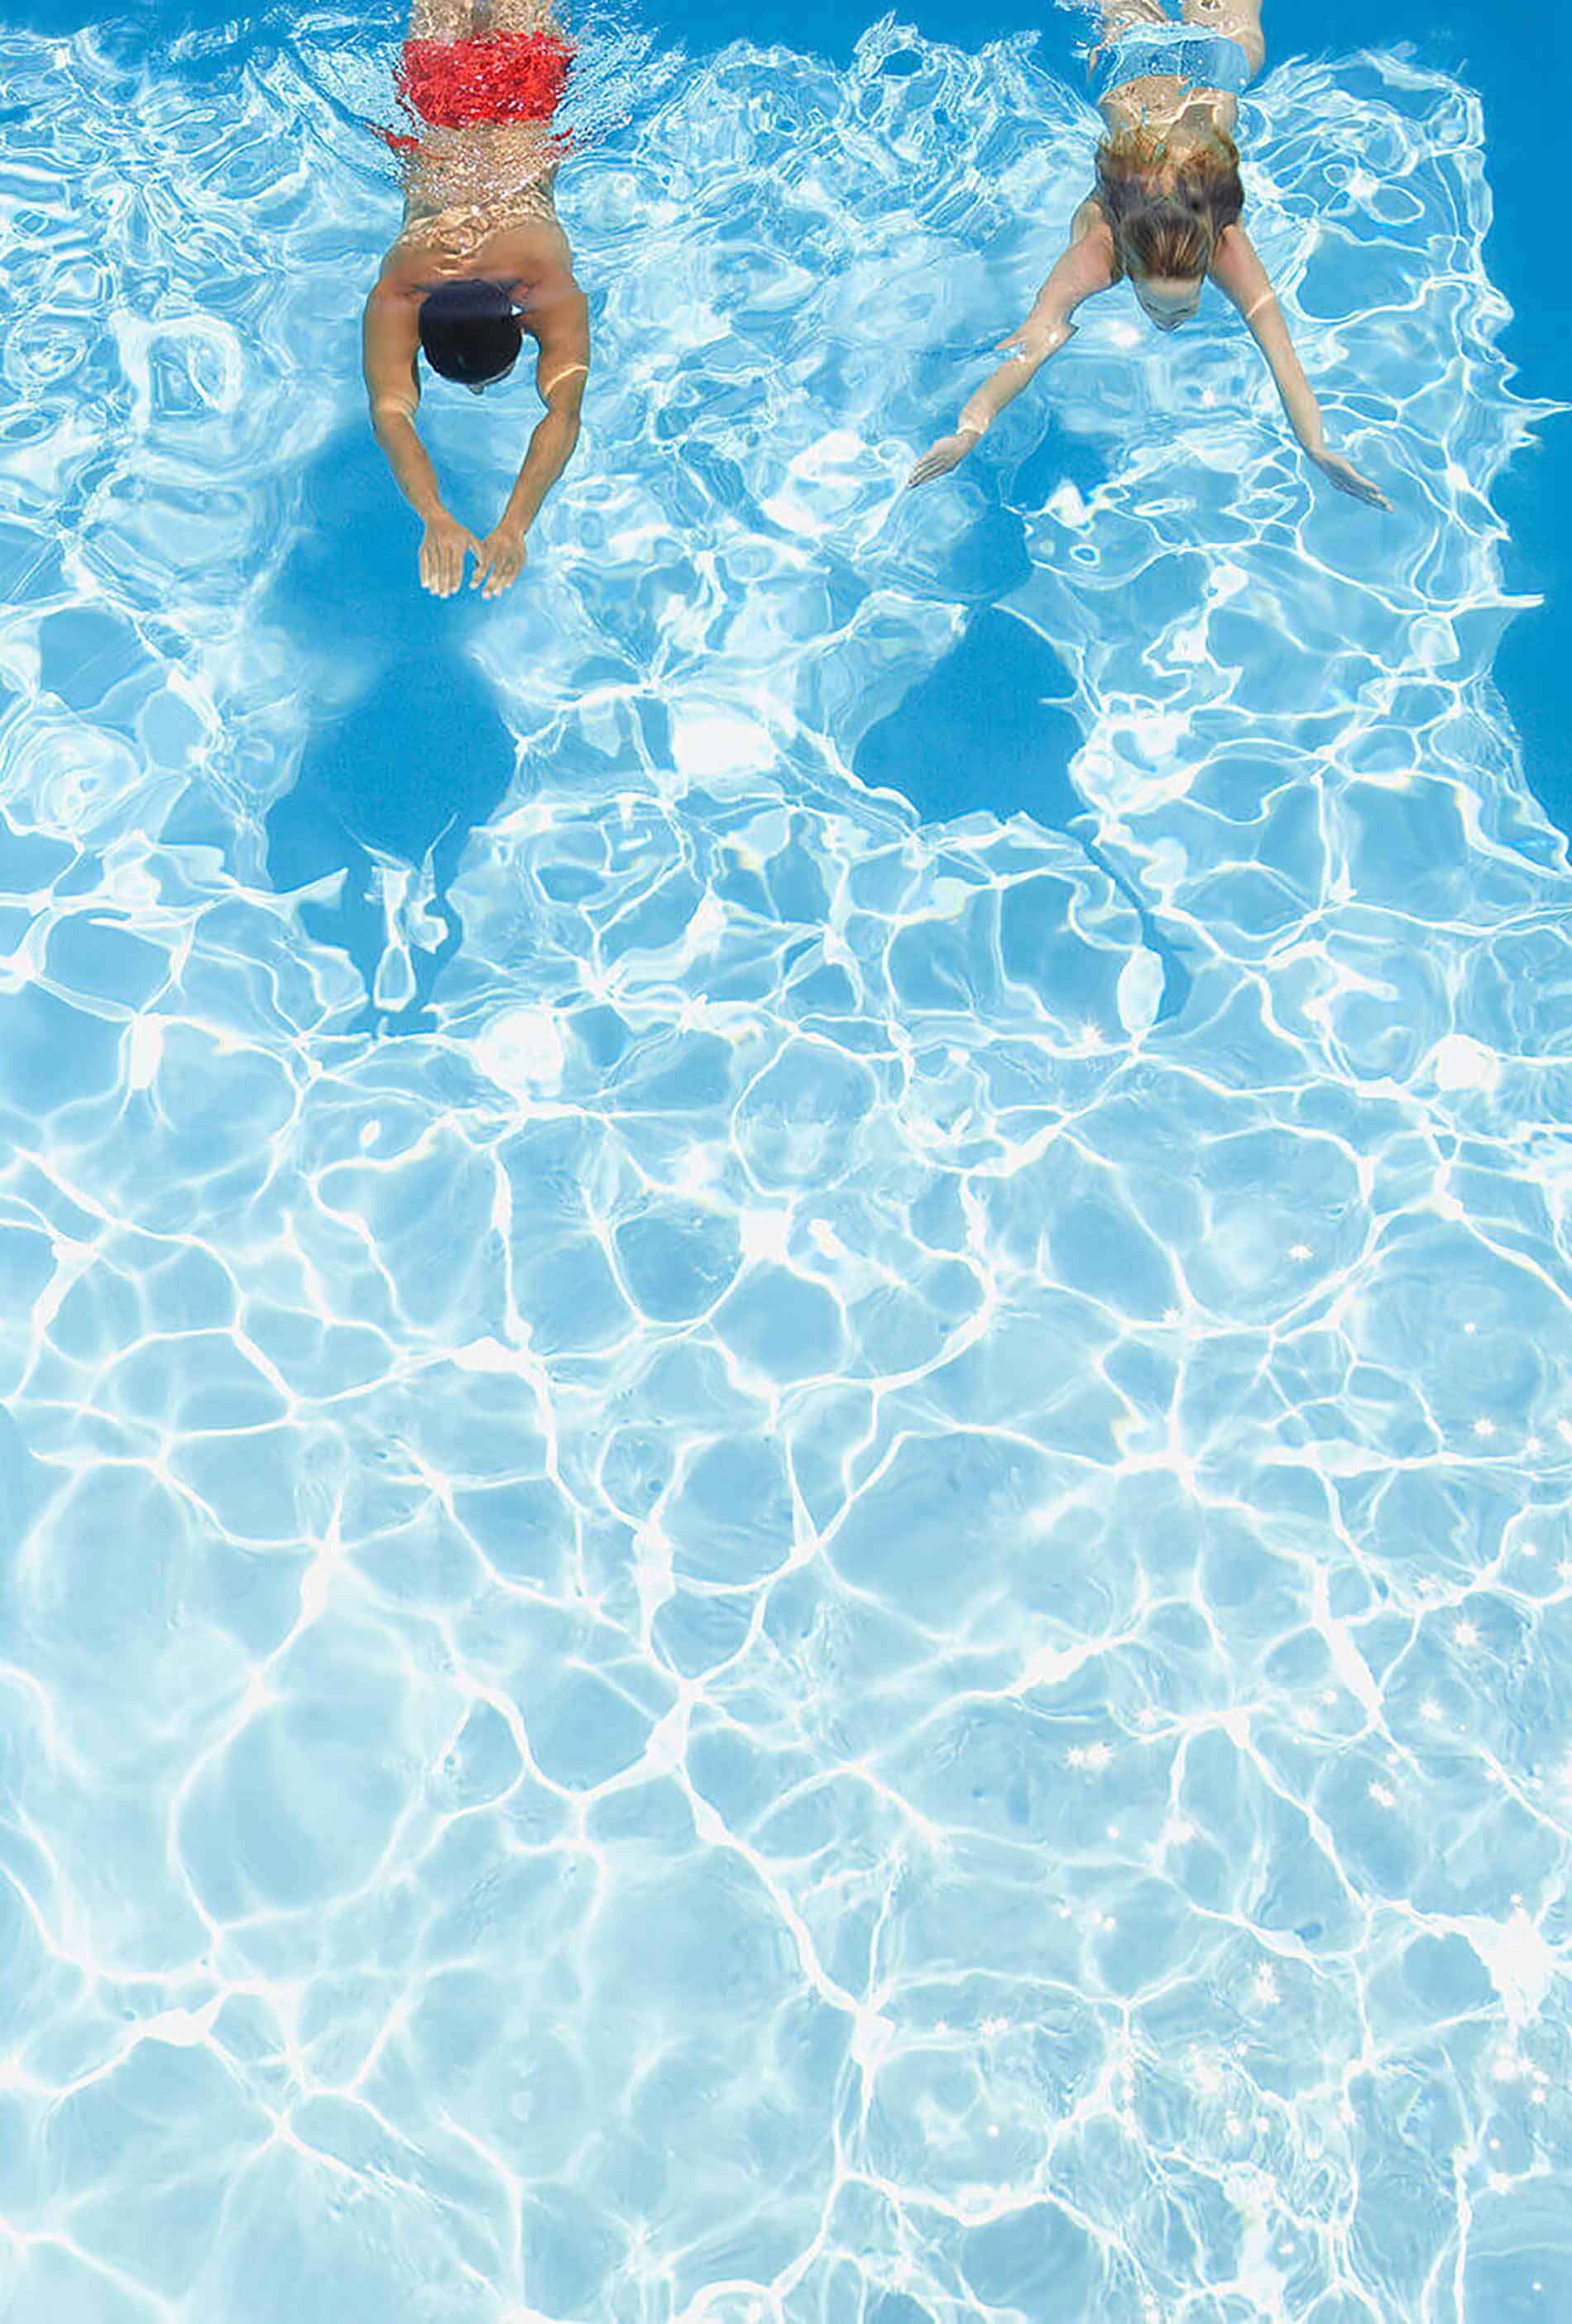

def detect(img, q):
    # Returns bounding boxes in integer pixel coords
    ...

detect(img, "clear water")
[1,3,1570,2320]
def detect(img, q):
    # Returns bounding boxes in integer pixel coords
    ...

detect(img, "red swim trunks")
[396,31,575,129]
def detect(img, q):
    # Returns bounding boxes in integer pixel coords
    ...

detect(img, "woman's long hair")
[1095,123,1244,282]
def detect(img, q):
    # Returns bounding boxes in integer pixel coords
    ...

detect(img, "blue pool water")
[1,0,1570,2318]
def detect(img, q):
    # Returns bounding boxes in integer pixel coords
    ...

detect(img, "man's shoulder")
[514,264,587,338]
[368,264,424,305]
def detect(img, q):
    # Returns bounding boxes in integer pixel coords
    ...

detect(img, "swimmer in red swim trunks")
[362,0,589,598]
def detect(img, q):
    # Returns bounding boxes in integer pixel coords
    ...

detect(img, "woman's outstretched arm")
[908,213,1114,488]
[1210,224,1390,509]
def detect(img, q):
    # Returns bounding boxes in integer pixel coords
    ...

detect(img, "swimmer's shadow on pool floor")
[855,604,1193,1027]
[167,430,517,1035]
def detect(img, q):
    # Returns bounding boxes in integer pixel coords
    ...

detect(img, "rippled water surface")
[2,6,1570,2319]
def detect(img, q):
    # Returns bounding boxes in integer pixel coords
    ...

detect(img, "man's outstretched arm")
[474,279,590,599]
[362,286,481,597]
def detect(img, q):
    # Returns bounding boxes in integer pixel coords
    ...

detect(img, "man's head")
[418,279,522,391]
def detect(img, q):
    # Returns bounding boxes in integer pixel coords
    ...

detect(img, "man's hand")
[1310,448,1390,510]
[908,429,981,490]
[419,512,482,598]
[474,520,529,600]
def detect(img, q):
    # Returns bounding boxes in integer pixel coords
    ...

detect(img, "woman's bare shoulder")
[1208,219,1261,289]
[1070,193,1112,245]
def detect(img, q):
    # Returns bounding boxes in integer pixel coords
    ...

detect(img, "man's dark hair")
[418,280,523,386]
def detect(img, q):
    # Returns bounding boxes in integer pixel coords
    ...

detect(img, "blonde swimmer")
[908,0,1388,508]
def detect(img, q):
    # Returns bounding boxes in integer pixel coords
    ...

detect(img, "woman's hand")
[419,511,482,597]
[908,429,981,490]
[474,520,529,599]
[1309,448,1390,510]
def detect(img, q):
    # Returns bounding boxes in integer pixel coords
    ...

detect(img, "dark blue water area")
[18,0,1568,898]
[162,430,516,1033]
